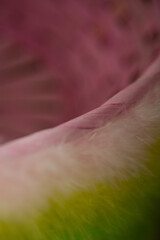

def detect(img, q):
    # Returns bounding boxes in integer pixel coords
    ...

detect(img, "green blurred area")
[0,140,159,240]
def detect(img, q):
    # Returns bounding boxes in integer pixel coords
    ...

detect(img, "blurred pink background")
[0,0,160,143]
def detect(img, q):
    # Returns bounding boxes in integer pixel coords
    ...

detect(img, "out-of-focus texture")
[0,0,160,142]
[0,57,159,240]
[0,1,160,239]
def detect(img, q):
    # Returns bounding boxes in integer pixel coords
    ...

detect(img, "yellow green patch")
[0,140,159,240]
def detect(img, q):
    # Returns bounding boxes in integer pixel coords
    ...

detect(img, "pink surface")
[0,0,160,142]
[0,56,159,160]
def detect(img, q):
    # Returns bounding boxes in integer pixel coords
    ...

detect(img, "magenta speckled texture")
[0,0,160,142]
